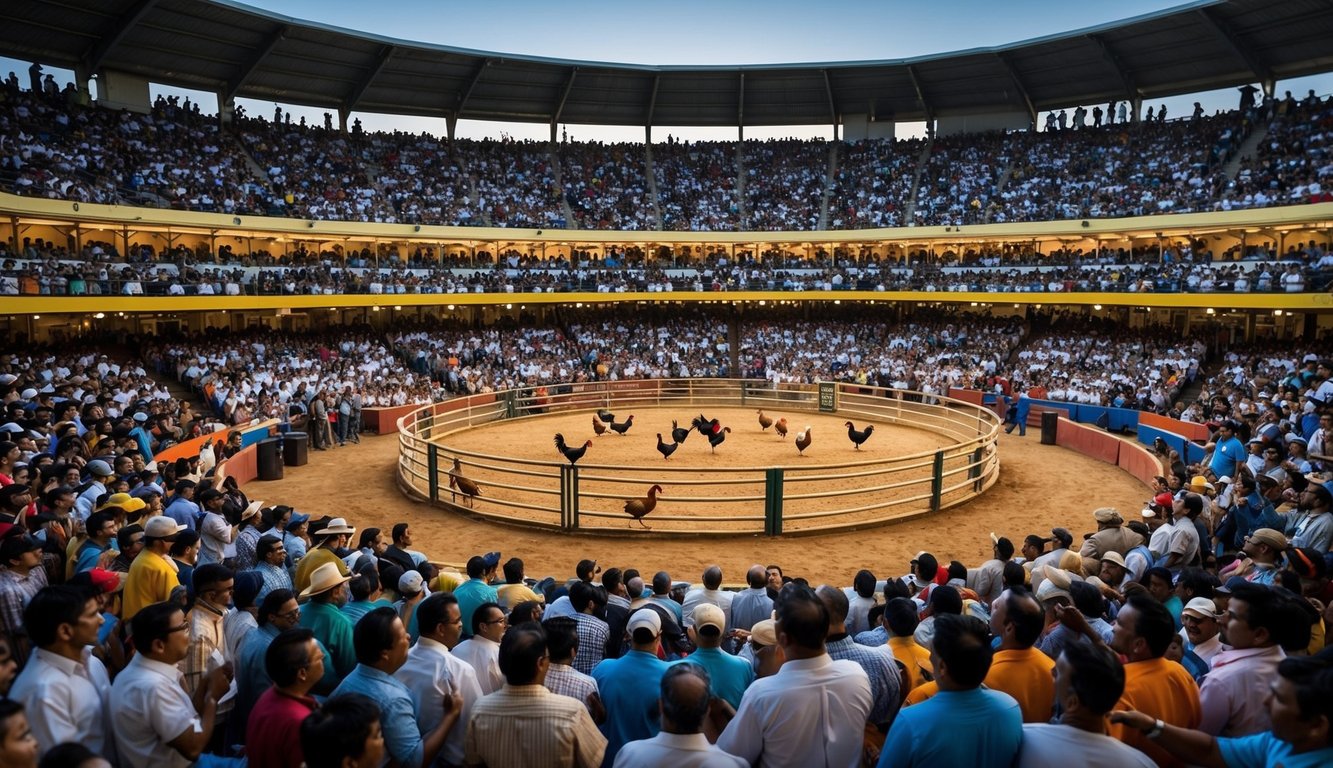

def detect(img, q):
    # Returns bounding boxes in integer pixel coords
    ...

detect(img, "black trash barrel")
[257,437,284,480]
[283,432,309,467]
[1040,411,1059,445]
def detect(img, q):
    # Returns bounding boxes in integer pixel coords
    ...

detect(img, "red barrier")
[947,388,984,405]
[154,419,279,463]
[1055,418,1121,465]
[1139,411,1210,442]
[1117,438,1163,488]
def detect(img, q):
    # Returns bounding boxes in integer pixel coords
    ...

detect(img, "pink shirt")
[1198,644,1285,737]
[246,687,316,768]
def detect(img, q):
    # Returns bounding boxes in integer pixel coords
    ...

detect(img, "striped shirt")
[465,683,606,768]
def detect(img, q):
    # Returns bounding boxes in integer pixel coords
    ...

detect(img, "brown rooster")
[448,458,482,507]
[795,426,813,456]
[554,433,591,465]
[592,417,607,436]
[624,484,663,528]
[757,410,774,431]
[774,418,789,439]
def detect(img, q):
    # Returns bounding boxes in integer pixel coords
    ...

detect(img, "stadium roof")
[3,0,1333,127]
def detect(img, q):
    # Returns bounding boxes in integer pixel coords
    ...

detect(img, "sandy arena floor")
[254,419,1150,587]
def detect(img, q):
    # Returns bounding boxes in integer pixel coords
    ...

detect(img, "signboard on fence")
[818,382,837,412]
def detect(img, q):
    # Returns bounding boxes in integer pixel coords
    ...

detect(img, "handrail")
[396,378,1001,535]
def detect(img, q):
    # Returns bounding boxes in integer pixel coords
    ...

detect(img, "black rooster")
[671,419,692,444]
[656,433,679,460]
[554,433,591,465]
[596,409,615,423]
[845,421,875,450]
[692,414,722,437]
[609,414,635,435]
[707,426,732,453]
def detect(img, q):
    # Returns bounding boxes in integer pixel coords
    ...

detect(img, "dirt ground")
[255,421,1150,587]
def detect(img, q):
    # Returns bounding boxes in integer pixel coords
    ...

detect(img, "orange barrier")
[363,405,418,434]
[1139,411,1210,442]
[216,443,259,485]
[1117,437,1163,488]
[153,419,280,463]
[1055,417,1121,465]
[947,388,984,406]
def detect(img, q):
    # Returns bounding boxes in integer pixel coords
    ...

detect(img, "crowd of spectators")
[827,138,925,229]
[741,139,828,231]
[654,139,739,231]
[559,141,654,231]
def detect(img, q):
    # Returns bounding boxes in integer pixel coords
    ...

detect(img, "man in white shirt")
[614,664,746,768]
[9,585,115,762]
[394,592,482,768]
[680,565,734,631]
[110,601,233,768]
[1018,642,1155,767]
[717,584,872,767]
[452,601,506,694]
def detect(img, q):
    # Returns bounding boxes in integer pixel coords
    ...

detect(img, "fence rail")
[396,379,1002,536]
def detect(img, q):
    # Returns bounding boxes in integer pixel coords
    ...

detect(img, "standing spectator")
[612,664,746,768]
[181,564,234,700]
[567,581,610,674]
[986,587,1056,723]
[300,694,385,768]
[231,501,264,572]
[1199,583,1291,736]
[299,562,357,678]
[452,602,507,694]
[593,608,671,765]
[883,597,933,691]
[395,593,482,768]
[496,557,543,610]
[815,585,901,732]
[163,480,198,532]
[454,553,500,637]
[233,589,317,745]
[8,586,113,761]
[878,614,1022,768]
[542,617,604,720]
[719,584,873,768]
[293,518,354,594]
[845,569,877,636]
[246,628,323,768]
[1018,642,1155,767]
[465,623,606,768]
[0,535,49,656]
[729,564,773,632]
[251,534,292,602]
[110,601,232,767]
[676,603,753,710]
[331,607,461,768]
[195,489,236,567]
[122,516,184,621]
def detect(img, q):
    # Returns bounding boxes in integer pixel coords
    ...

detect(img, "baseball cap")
[749,618,778,646]
[482,551,502,569]
[692,604,726,633]
[1100,551,1127,569]
[0,534,42,563]
[627,608,662,635]
[398,570,426,597]
[1247,528,1288,551]
[86,459,113,478]
[143,516,185,540]
[1182,597,1220,620]
[1092,508,1122,524]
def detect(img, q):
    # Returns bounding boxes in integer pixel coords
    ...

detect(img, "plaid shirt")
[0,566,48,641]
[826,635,901,727]
[570,612,610,675]
[253,562,293,603]
[544,662,599,713]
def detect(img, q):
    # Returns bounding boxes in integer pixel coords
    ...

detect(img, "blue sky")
[5,0,1332,140]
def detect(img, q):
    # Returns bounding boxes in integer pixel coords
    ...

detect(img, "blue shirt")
[1218,731,1333,768]
[333,665,425,768]
[676,648,754,709]
[855,625,889,647]
[879,688,1022,768]
[164,495,200,531]
[592,649,669,768]
[454,577,498,636]
[1210,436,1247,480]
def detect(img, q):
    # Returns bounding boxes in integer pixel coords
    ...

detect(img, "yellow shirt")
[497,582,544,609]
[905,680,938,706]
[294,547,349,595]
[122,550,180,621]
[1111,657,1201,768]
[888,636,933,691]
[984,647,1056,723]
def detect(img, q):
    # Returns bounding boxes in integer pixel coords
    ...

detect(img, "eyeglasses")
[278,608,302,621]
[479,616,507,626]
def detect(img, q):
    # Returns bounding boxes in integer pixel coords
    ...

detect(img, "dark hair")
[352,606,402,666]
[660,663,712,732]
[601,567,623,593]
[267,628,316,687]
[169,529,200,557]
[24,585,95,648]
[38,742,99,768]
[115,523,143,550]
[1229,582,1288,643]
[1000,588,1044,648]
[85,511,116,538]
[884,597,920,637]
[576,559,597,581]
[301,694,382,768]
[1176,568,1215,600]
[995,537,1015,560]
[774,583,828,650]
[703,566,723,590]
[466,555,486,578]
[882,579,911,601]
[946,561,968,582]
[1060,641,1126,715]
[1002,561,1027,590]
[503,557,525,584]
[1126,594,1175,658]
[415,592,460,638]
[471,602,502,634]
[257,535,283,562]
[391,522,409,543]
[914,553,938,580]
[357,528,380,551]
[1144,567,1173,591]
[498,624,547,685]
[853,570,877,598]
[569,580,595,613]
[1278,656,1333,742]
[1069,580,1106,619]
[130,601,183,651]
[543,616,579,661]
[349,565,380,602]
[928,585,963,616]
[258,589,296,626]
[1182,494,1204,516]
[933,614,992,688]
[510,601,543,626]
[652,571,671,595]
[192,563,233,595]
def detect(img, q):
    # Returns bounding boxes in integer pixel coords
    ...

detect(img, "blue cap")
[288,512,310,527]
[482,551,501,569]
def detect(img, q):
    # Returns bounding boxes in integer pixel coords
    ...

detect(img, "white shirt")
[110,654,200,768]
[681,587,735,630]
[717,654,872,768]
[9,647,114,760]
[613,731,748,768]
[394,637,484,766]
[452,635,504,694]
[1018,723,1156,768]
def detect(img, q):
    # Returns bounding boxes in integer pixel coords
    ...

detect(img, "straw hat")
[300,562,353,599]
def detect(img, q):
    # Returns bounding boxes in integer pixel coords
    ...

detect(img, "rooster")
[692,414,722,438]
[596,409,615,423]
[656,433,679,460]
[757,410,774,431]
[554,433,591,465]
[609,414,635,436]
[671,419,692,444]
[774,418,789,439]
[592,417,607,436]
[707,426,732,453]
[448,458,482,507]
[795,426,813,456]
[624,484,663,528]
[845,421,875,450]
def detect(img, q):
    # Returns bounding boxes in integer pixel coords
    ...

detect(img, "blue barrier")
[1075,404,1141,432]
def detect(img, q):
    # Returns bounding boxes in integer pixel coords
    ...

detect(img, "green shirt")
[301,600,356,678]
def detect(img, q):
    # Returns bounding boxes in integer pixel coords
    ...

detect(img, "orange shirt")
[905,680,938,706]
[984,647,1055,723]
[1111,657,1201,768]
[889,636,933,691]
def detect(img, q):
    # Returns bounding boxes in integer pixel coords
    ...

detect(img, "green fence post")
[561,465,580,531]
[764,468,784,536]
[427,444,439,503]
[930,450,944,512]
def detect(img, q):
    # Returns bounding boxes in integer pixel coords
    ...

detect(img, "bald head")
[747,564,768,589]
[626,576,645,598]
[702,566,723,590]
[660,664,712,734]
[816,584,849,632]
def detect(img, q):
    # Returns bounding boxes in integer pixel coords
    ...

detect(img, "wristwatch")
[1145,719,1165,739]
